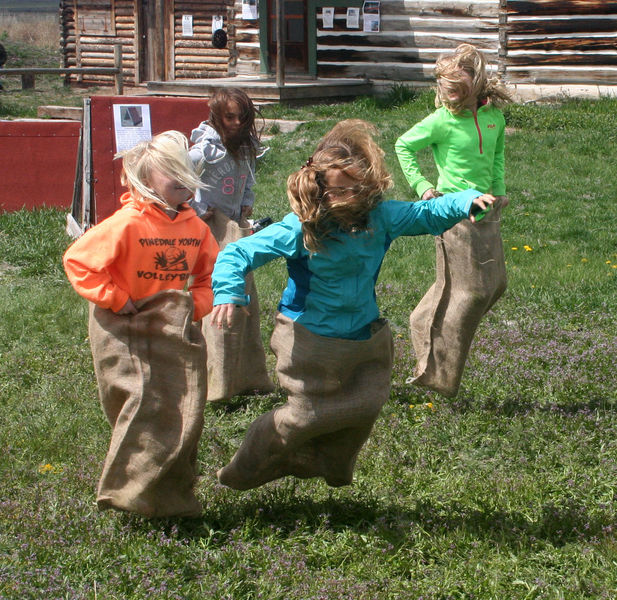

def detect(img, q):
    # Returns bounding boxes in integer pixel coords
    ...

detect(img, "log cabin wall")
[314,0,500,82]
[505,0,617,86]
[59,1,617,90]
[60,0,235,86]
[233,0,261,75]
[61,0,137,86]
[172,0,235,79]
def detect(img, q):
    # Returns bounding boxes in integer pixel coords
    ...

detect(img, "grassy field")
[0,1,58,13]
[1,90,616,599]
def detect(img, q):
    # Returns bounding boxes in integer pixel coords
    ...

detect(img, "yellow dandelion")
[511,247,518,251]
[426,402,434,410]
[524,245,532,252]
[606,260,612,265]
[612,265,617,269]
[38,463,62,474]
[409,404,415,409]
[567,264,572,267]
[581,258,588,263]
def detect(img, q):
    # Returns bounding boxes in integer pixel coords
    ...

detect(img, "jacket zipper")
[473,111,483,154]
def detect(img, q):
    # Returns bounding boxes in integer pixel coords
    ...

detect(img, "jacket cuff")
[492,183,506,196]
[110,289,130,313]
[415,180,434,199]
[214,293,250,306]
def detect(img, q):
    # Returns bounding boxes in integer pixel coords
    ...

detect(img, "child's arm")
[240,160,256,219]
[395,112,443,199]
[188,228,220,321]
[63,220,131,313]
[491,114,507,197]
[211,215,301,319]
[188,139,220,220]
[384,189,492,238]
[491,115,508,207]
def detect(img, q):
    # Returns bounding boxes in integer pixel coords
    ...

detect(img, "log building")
[59,1,617,96]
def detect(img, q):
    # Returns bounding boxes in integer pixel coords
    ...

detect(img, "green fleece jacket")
[395,104,506,199]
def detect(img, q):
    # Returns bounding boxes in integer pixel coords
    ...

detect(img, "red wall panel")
[89,96,210,223]
[0,119,81,212]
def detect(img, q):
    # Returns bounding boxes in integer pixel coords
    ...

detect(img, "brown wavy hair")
[287,119,392,253]
[434,43,512,114]
[208,87,262,159]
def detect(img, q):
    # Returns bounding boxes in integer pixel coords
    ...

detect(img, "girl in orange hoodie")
[63,130,218,517]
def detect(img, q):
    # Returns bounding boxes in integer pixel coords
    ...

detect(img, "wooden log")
[341,16,498,33]
[506,66,617,84]
[317,32,498,50]
[379,0,499,18]
[175,56,230,64]
[37,105,84,120]
[508,36,617,52]
[507,1,617,16]
[507,16,617,35]
[507,53,617,67]
[318,62,436,80]
[175,41,228,50]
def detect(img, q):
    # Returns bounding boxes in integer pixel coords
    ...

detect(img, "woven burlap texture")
[202,209,274,402]
[89,290,206,517]
[410,205,506,397]
[217,313,394,490]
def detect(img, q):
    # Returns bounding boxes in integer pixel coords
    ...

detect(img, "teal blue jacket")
[395,104,506,198]
[212,190,481,339]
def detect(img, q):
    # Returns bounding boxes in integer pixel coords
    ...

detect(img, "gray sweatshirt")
[189,122,268,222]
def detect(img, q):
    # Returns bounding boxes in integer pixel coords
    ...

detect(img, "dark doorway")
[267,0,308,74]
[138,0,166,82]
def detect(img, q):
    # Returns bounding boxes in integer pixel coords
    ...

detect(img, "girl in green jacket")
[395,43,513,398]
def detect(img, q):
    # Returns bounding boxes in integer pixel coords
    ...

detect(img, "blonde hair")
[434,43,512,114]
[287,119,392,253]
[117,130,202,209]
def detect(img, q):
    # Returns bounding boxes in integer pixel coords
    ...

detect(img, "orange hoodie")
[63,192,219,320]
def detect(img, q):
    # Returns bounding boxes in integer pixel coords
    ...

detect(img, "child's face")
[323,168,362,203]
[220,100,243,135]
[148,169,192,209]
[438,69,476,107]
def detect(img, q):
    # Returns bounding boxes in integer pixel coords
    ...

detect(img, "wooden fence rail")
[1,44,123,95]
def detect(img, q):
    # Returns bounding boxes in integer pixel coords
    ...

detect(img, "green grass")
[1,95,617,599]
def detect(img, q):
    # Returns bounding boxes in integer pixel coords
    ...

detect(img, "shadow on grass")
[121,489,615,553]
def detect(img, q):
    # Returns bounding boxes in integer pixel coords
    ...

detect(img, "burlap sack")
[410,205,506,397]
[217,313,394,490]
[202,209,274,402]
[89,290,206,518]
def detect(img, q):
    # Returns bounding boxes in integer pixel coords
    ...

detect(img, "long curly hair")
[287,119,392,253]
[208,87,262,160]
[434,43,512,114]
[117,130,201,210]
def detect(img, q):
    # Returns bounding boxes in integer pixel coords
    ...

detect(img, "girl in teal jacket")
[210,119,494,491]
[395,43,513,398]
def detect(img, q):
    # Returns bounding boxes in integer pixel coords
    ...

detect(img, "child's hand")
[211,303,250,328]
[469,194,495,223]
[421,189,442,200]
[241,205,253,219]
[116,298,138,315]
